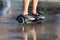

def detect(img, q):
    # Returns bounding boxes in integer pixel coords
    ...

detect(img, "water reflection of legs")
[23,25,36,40]
[23,26,28,40]
[23,32,28,40]
[32,26,36,40]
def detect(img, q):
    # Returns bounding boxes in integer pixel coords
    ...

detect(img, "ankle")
[23,11,28,15]
[32,11,37,14]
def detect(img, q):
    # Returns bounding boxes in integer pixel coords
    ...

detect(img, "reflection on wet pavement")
[0,13,60,40]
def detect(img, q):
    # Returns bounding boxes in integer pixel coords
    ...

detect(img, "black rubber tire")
[16,15,25,24]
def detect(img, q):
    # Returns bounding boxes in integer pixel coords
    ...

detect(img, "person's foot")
[37,11,45,19]
[23,11,35,20]
[23,14,35,20]
[30,12,45,19]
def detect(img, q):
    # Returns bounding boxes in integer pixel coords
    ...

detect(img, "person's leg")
[22,0,35,20]
[23,0,30,15]
[32,0,45,19]
[32,0,38,14]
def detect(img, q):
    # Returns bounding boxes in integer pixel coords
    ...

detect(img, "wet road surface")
[0,13,60,40]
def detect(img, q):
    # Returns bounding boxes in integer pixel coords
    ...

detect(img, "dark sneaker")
[24,14,35,20]
[37,11,45,19]
[30,12,45,19]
